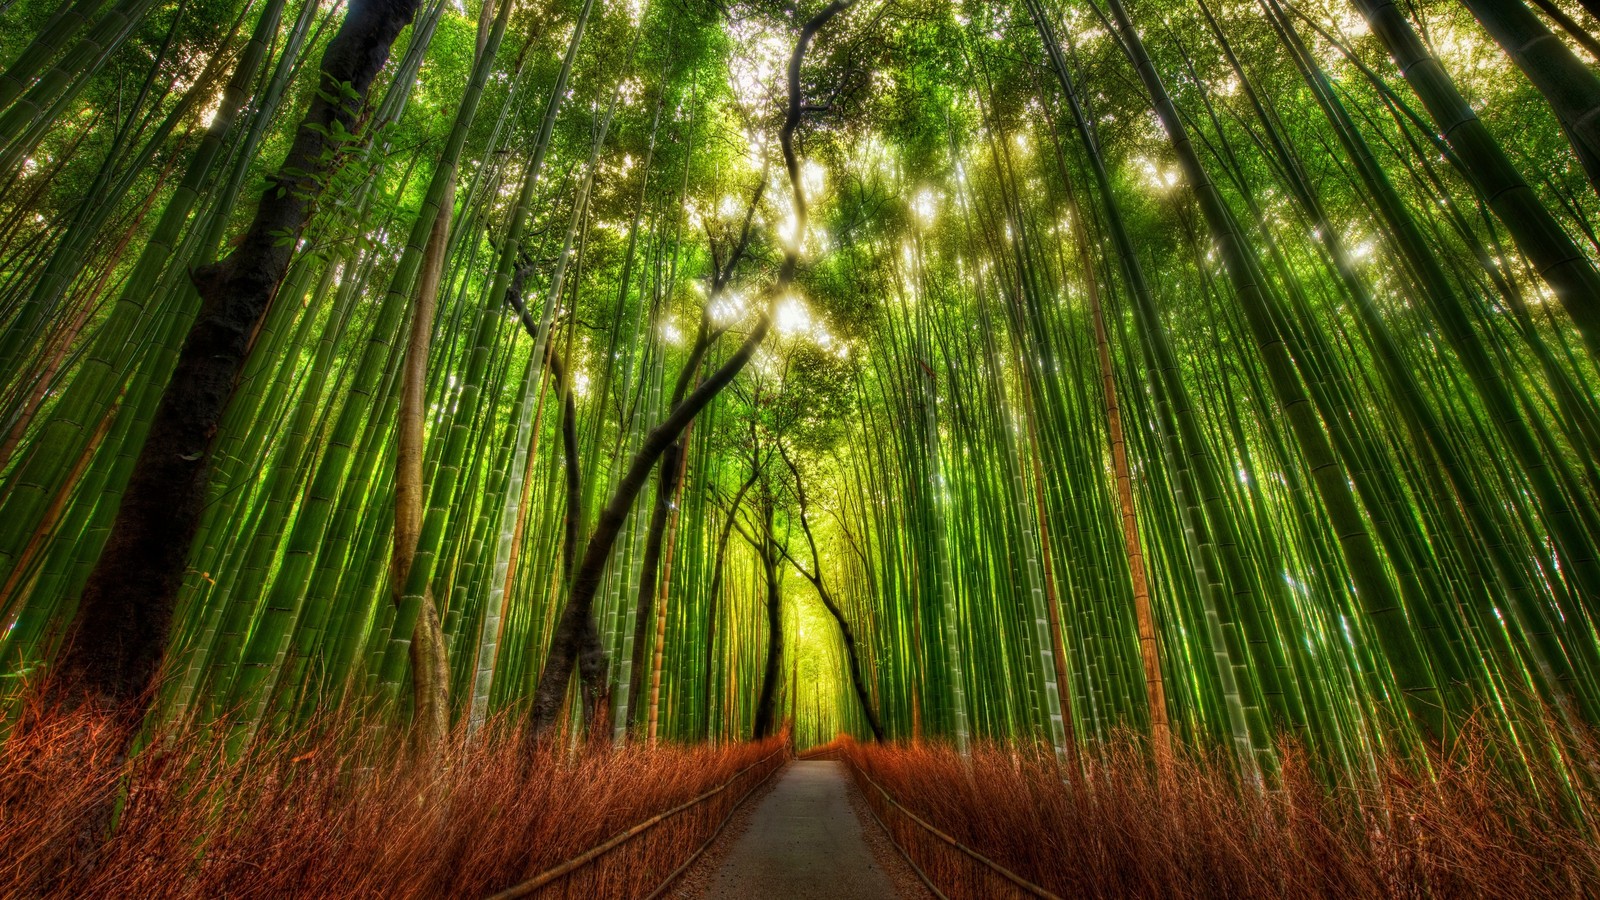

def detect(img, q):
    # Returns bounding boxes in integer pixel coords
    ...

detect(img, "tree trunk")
[751,500,784,740]
[627,442,678,728]
[1355,0,1600,361]
[1465,0,1600,203]
[1077,190,1170,768]
[529,317,774,738]
[646,424,693,743]
[52,0,423,715]
[526,0,855,743]
[702,471,756,740]
[393,177,455,753]
[778,449,883,740]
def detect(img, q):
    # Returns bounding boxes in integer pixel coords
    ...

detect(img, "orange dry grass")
[840,731,1600,899]
[0,705,785,898]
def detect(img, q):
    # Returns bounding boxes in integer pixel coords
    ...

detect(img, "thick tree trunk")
[53,0,423,715]
[751,501,784,740]
[1354,0,1600,362]
[1464,0,1600,202]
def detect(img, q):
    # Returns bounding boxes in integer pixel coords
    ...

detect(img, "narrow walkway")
[695,760,900,899]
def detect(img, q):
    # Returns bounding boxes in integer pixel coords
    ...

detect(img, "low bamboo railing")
[840,752,1062,900]
[486,747,785,900]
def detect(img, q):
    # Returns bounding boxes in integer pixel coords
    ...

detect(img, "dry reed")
[837,727,1600,899]
[0,702,785,898]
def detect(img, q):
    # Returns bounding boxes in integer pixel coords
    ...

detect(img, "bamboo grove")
[2,0,1600,793]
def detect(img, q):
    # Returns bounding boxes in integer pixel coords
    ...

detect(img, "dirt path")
[691,760,905,899]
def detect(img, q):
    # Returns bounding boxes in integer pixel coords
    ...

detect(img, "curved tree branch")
[527,0,856,741]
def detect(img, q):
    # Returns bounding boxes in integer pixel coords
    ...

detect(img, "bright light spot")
[710,290,745,325]
[752,347,782,380]
[201,92,225,128]
[1137,156,1180,192]
[745,131,769,171]
[801,160,827,198]
[776,295,811,335]
[911,188,939,226]
[778,213,800,249]
[727,18,790,115]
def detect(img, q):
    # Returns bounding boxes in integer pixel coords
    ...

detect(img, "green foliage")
[0,0,1598,798]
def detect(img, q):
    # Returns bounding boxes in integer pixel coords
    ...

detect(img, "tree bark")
[393,177,454,753]
[751,497,784,740]
[53,0,423,715]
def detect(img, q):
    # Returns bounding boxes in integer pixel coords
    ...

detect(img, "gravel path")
[687,760,911,899]
[843,762,936,900]
[665,762,783,900]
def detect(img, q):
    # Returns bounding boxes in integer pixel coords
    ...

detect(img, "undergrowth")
[0,703,785,898]
[835,727,1600,899]
[10,699,1599,898]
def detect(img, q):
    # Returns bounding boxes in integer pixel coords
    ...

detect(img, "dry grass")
[836,729,1600,899]
[0,703,786,898]
[9,700,1596,899]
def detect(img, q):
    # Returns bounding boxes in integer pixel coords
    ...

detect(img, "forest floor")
[677,760,927,899]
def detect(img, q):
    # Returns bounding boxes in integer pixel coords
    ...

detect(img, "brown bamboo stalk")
[646,415,694,743]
